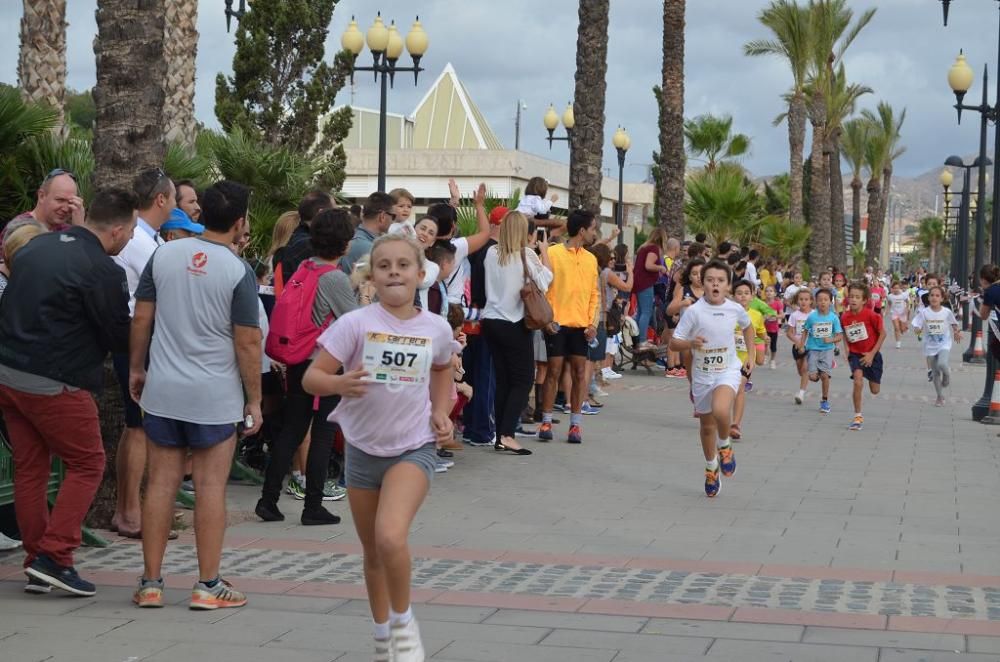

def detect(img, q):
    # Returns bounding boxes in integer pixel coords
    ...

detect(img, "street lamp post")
[612,127,631,247]
[340,14,428,193]
[941,168,955,277]
[944,156,986,335]
[224,0,246,32]
[941,1,1000,419]
[543,104,575,149]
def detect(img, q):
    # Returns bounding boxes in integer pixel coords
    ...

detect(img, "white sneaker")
[373,637,392,662]
[895,340,901,349]
[794,390,804,405]
[769,360,776,370]
[391,617,426,662]
[0,532,21,551]
[601,368,623,380]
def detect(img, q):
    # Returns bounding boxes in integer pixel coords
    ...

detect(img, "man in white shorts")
[670,260,755,497]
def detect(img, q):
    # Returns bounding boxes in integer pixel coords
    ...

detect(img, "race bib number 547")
[362,332,432,386]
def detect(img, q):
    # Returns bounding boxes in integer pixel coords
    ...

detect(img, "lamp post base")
[972,352,997,421]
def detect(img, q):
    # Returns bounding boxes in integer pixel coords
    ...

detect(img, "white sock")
[292,470,304,481]
[797,389,805,397]
[389,606,413,626]
[706,455,719,471]
[373,620,391,640]
[717,437,731,449]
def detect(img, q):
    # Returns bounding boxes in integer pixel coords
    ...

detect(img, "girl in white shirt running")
[670,260,754,498]
[887,281,910,349]
[911,286,961,406]
[785,289,813,404]
[304,234,460,662]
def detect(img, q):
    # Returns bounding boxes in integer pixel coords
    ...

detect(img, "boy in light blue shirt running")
[798,288,842,414]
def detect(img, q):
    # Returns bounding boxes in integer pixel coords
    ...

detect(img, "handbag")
[520,248,554,331]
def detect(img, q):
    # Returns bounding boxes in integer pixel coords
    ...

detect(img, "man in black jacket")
[0,187,137,597]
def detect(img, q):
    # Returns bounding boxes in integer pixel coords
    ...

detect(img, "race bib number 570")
[695,347,729,373]
[362,332,432,386]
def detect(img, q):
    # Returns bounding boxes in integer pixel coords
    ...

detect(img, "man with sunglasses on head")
[109,168,176,538]
[11,169,85,233]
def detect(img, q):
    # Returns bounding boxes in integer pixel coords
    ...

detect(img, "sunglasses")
[43,168,78,185]
[139,168,168,203]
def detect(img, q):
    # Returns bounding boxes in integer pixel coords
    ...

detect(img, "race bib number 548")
[362,332,432,386]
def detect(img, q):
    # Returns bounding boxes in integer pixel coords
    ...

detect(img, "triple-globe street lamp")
[942,0,1000,419]
[341,14,428,193]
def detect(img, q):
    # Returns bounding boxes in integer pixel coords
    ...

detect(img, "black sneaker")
[436,448,454,458]
[255,498,284,522]
[24,576,51,594]
[26,555,95,596]
[301,506,341,526]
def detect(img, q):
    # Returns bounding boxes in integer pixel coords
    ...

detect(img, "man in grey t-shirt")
[128,180,261,610]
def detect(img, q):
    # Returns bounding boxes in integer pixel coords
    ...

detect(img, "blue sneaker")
[567,424,582,444]
[537,422,553,441]
[718,445,736,477]
[26,555,95,597]
[581,402,600,415]
[820,400,831,415]
[704,467,720,497]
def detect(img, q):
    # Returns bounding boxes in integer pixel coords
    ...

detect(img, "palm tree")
[804,0,876,274]
[915,216,945,273]
[850,241,867,276]
[17,0,68,127]
[654,0,686,239]
[745,0,810,227]
[683,114,750,172]
[684,165,764,247]
[760,215,812,265]
[840,117,869,247]
[863,101,906,267]
[163,0,199,146]
[92,0,168,188]
[862,118,888,269]
[568,0,609,215]
[825,65,871,268]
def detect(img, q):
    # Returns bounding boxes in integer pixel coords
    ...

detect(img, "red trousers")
[0,385,105,568]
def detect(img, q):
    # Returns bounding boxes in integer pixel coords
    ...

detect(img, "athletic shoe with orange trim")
[537,422,553,441]
[189,578,247,610]
[705,467,720,497]
[133,578,164,608]
[567,424,582,444]
[718,445,736,477]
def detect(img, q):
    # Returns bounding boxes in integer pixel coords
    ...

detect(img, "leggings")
[767,330,779,355]
[930,349,951,398]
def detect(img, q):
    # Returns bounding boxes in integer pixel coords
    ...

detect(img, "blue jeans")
[461,334,496,442]
[635,286,655,342]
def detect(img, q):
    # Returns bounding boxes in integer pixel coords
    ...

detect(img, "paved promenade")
[1,341,998,661]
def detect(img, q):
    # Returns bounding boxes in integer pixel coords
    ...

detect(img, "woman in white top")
[482,211,553,454]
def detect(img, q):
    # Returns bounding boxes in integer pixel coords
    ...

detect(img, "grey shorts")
[345,442,437,490]
[532,329,547,362]
[807,348,834,375]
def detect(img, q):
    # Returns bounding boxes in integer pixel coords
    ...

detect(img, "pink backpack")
[265,259,339,365]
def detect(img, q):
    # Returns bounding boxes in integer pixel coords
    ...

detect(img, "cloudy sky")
[1,0,996,181]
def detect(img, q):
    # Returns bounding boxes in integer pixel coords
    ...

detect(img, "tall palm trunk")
[18,0,67,126]
[807,91,830,273]
[89,0,168,526]
[865,175,882,267]
[869,163,893,268]
[93,0,168,188]
[569,0,610,215]
[827,129,846,268]
[850,175,862,246]
[657,0,686,239]
[787,92,807,226]
[163,0,199,145]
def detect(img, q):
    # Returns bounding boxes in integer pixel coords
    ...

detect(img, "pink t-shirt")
[317,303,460,457]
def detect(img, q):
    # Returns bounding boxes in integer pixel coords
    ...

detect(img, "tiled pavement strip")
[2,342,1000,661]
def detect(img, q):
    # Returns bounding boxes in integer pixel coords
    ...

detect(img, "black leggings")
[768,330,779,354]
[482,318,534,439]
[262,361,339,509]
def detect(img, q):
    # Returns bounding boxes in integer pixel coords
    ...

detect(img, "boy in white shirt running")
[670,260,754,498]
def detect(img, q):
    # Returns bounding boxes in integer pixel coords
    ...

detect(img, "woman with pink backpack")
[256,209,357,526]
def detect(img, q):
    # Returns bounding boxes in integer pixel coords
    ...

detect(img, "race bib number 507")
[362,332,432,386]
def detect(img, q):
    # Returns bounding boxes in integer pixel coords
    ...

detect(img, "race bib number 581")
[362,332,432,386]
